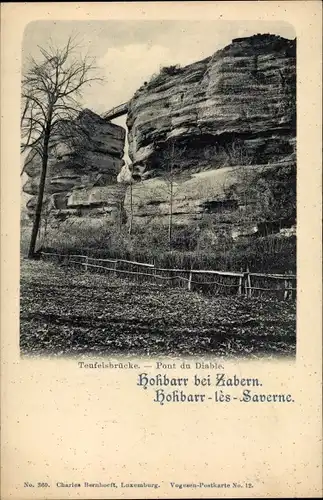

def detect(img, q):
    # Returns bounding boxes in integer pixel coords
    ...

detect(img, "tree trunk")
[168,181,173,250]
[118,200,123,231]
[128,183,133,235]
[27,132,50,259]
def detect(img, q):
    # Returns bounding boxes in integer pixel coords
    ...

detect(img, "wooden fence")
[40,252,296,300]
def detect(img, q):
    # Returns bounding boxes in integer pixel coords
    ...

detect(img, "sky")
[22,20,296,127]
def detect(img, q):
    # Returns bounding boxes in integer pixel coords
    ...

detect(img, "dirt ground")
[20,259,296,358]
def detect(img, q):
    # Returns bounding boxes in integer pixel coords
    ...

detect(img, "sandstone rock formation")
[23,109,126,220]
[127,34,296,176]
[23,34,296,240]
[124,161,296,237]
[125,33,296,233]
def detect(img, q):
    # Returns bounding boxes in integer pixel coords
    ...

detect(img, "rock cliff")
[125,33,296,233]
[23,34,296,239]
[124,160,296,237]
[23,109,126,220]
[127,34,296,176]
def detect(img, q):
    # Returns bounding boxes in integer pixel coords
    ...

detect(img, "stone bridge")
[103,102,129,121]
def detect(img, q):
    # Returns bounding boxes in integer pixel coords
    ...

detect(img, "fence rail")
[40,252,296,300]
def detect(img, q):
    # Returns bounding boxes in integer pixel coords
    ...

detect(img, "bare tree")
[21,36,102,258]
[157,139,188,249]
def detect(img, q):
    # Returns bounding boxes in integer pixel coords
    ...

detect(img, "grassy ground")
[20,259,296,358]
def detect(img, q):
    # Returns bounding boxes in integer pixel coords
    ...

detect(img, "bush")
[160,64,182,76]
[146,64,183,89]
[21,217,296,274]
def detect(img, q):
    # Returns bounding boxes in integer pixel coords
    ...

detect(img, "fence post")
[188,269,192,291]
[84,255,88,272]
[244,271,248,297]
[284,278,288,300]
[238,268,243,296]
[153,259,156,284]
[292,277,296,299]
[114,260,118,278]
[247,266,252,297]
[169,270,175,288]
[288,278,293,300]
[286,272,294,300]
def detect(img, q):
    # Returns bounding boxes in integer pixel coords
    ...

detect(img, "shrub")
[21,216,296,274]
[146,64,183,89]
[160,64,182,76]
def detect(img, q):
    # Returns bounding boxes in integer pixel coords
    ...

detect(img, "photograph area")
[20,20,296,358]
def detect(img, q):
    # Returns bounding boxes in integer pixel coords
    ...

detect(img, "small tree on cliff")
[21,36,101,258]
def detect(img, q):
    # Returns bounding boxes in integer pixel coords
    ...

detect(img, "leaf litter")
[20,260,296,358]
